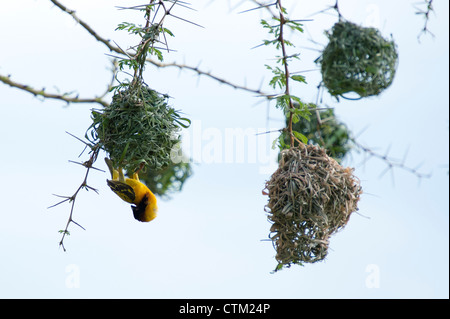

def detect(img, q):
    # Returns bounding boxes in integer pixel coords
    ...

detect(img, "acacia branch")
[147,60,270,95]
[0,74,110,107]
[276,0,296,147]
[49,142,101,252]
[353,139,431,182]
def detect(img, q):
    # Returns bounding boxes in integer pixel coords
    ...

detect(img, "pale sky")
[0,0,448,298]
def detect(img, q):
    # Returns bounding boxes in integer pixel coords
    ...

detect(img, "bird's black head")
[131,194,149,222]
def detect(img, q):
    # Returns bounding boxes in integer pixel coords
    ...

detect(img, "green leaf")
[284,39,295,47]
[288,99,312,121]
[271,136,279,150]
[293,131,308,144]
[273,263,284,273]
[163,27,175,37]
[286,20,304,33]
[275,95,289,110]
[290,95,302,104]
[261,19,270,29]
[149,47,164,62]
[291,75,307,84]
[175,117,191,129]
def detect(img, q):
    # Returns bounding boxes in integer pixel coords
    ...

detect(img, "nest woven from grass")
[318,20,398,99]
[89,84,189,173]
[265,144,362,270]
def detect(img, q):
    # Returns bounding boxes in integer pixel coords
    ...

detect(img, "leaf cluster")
[116,21,174,68]
[282,107,353,163]
[260,8,311,151]
[273,100,312,151]
[260,17,303,49]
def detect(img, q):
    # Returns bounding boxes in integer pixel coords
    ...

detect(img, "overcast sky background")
[0,0,448,298]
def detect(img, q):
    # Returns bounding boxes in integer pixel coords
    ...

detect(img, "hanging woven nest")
[264,144,362,271]
[318,20,398,99]
[89,83,190,173]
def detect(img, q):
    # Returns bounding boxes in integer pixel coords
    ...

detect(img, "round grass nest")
[265,144,362,271]
[89,84,189,172]
[318,20,398,99]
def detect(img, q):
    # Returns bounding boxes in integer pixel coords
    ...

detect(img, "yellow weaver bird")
[105,158,158,222]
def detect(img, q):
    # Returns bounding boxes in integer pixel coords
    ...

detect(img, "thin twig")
[147,60,270,96]
[353,139,432,180]
[276,0,295,147]
[416,0,435,41]
[49,141,101,252]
